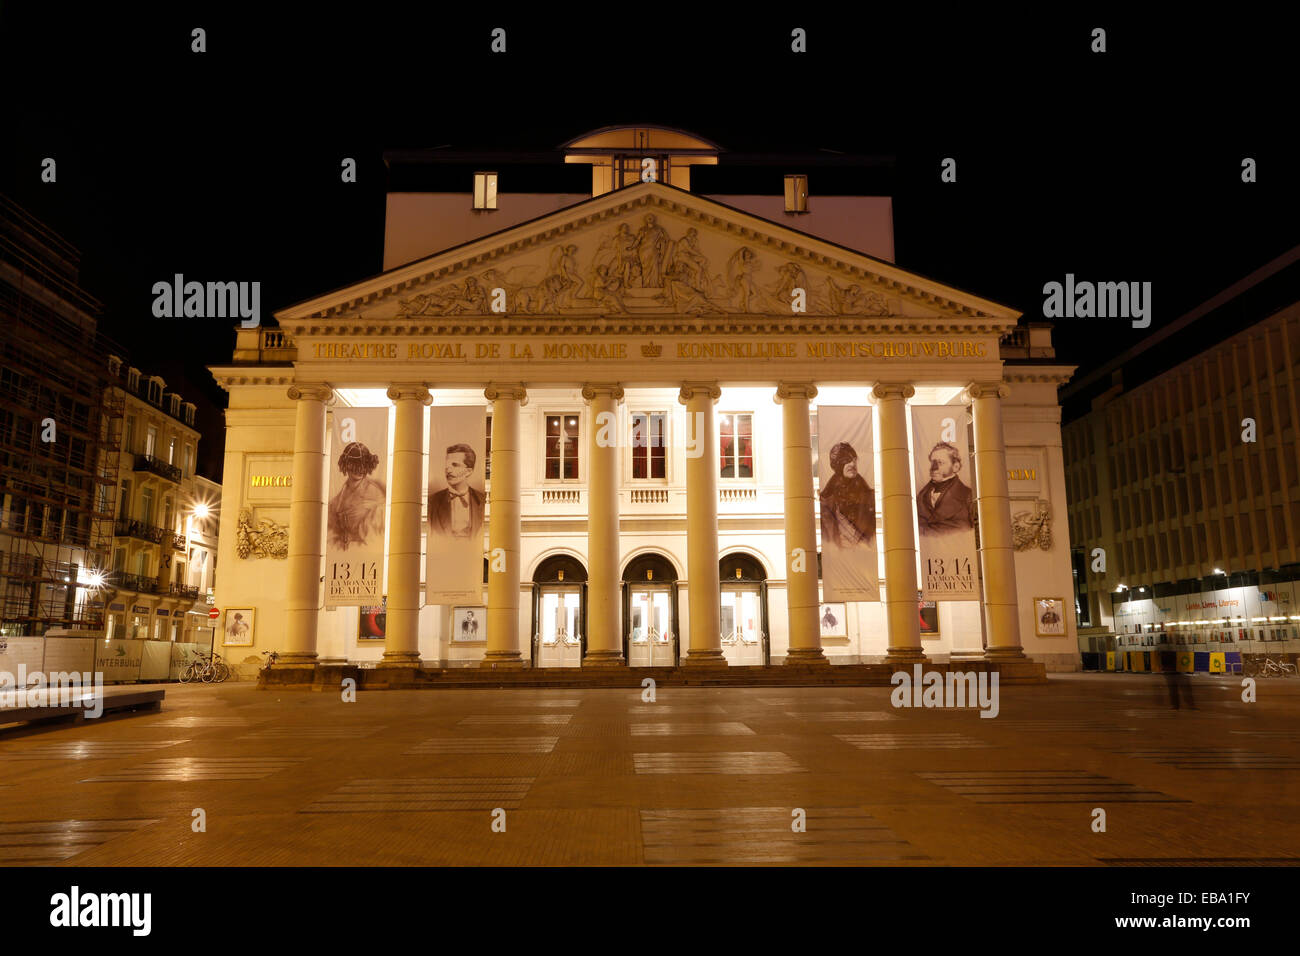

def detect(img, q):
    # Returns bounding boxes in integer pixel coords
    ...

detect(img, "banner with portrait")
[325,406,389,606]
[910,405,979,600]
[817,406,878,602]
[426,405,487,605]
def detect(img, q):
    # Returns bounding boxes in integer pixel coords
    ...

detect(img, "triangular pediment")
[276,182,1019,333]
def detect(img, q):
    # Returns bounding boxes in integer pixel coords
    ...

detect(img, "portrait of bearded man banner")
[328,441,387,550]
[915,440,976,537]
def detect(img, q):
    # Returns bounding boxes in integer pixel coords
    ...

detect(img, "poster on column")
[325,406,390,606]
[910,405,980,600]
[817,406,879,602]
[426,405,487,605]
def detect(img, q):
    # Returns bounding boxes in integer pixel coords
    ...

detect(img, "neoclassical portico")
[217,181,1072,675]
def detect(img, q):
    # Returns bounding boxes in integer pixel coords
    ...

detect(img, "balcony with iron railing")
[114,571,159,594]
[133,453,182,483]
[167,583,200,601]
[115,517,168,545]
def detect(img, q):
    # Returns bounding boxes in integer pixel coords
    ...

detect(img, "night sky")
[3,7,1296,479]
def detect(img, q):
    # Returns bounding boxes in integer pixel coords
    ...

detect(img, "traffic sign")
[209,607,220,621]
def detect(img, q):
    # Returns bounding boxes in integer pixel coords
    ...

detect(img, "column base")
[582,650,627,668]
[984,646,1027,661]
[480,651,526,670]
[277,652,319,665]
[682,650,728,666]
[378,652,422,667]
[884,647,929,664]
[784,648,830,665]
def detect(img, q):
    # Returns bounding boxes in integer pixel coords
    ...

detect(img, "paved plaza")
[2,674,1299,866]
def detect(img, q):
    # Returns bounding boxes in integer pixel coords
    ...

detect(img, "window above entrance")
[544,413,580,480]
[719,412,754,480]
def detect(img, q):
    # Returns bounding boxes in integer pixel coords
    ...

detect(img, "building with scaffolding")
[0,195,122,637]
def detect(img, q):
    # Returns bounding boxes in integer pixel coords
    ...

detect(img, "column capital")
[581,383,625,404]
[678,382,721,405]
[870,383,915,402]
[386,383,432,405]
[774,383,818,404]
[484,383,528,405]
[287,383,334,404]
[965,381,1011,402]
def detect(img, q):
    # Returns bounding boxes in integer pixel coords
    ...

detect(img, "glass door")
[628,587,675,666]
[720,586,764,665]
[538,586,582,667]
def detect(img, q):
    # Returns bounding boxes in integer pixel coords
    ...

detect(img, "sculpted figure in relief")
[826,277,890,315]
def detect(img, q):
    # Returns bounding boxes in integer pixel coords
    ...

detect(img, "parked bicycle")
[1244,656,1298,678]
[178,652,231,684]
[260,650,279,672]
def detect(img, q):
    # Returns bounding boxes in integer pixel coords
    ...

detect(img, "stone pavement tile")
[0,739,189,759]
[0,818,160,866]
[518,774,645,809]
[541,751,634,775]
[837,733,996,750]
[632,752,804,774]
[558,722,632,738]
[406,736,559,754]
[638,807,929,865]
[781,711,901,721]
[395,754,553,776]
[58,809,640,866]
[301,777,534,812]
[625,705,728,714]
[629,722,755,735]
[1105,746,1300,769]
[80,756,311,782]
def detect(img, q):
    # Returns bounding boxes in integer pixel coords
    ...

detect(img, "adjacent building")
[102,354,215,643]
[0,195,120,637]
[1062,247,1300,670]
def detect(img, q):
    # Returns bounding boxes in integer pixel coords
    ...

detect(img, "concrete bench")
[0,687,164,728]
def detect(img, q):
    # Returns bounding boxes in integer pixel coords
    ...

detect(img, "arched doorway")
[531,555,587,668]
[622,553,680,667]
[720,553,769,666]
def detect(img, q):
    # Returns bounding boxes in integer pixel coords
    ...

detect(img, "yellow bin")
[1209,652,1226,673]
[1105,651,1116,671]
[1177,652,1194,673]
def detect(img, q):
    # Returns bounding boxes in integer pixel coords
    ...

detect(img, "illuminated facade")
[211,127,1079,672]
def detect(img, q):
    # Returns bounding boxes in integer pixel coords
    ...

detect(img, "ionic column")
[382,384,431,666]
[678,383,725,665]
[966,382,1025,659]
[871,383,926,663]
[582,384,626,667]
[775,383,825,664]
[284,383,333,664]
[483,384,527,668]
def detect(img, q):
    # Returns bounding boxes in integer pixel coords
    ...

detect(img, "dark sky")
[2,7,1297,479]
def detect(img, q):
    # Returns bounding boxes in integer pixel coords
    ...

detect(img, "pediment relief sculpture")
[397,214,895,318]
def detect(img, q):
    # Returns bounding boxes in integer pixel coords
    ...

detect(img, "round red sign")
[209,607,220,620]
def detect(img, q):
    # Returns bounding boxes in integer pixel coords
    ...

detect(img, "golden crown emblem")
[641,341,662,358]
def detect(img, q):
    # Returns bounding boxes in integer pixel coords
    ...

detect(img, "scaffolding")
[0,197,124,636]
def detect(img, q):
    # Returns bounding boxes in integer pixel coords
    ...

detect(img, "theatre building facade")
[210,131,1079,672]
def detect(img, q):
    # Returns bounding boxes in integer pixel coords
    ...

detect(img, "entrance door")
[627,586,676,666]
[536,586,583,668]
[720,585,765,665]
